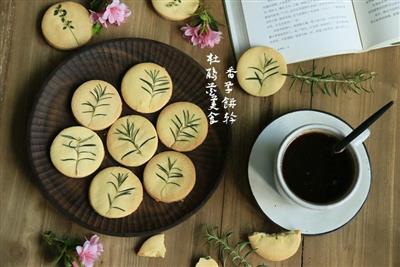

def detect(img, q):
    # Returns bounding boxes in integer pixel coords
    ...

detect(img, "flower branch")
[181,8,222,48]
[89,0,131,35]
[42,231,103,267]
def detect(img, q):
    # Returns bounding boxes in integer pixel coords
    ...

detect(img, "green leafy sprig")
[156,157,183,198]
[169,110,200,146]
[206,227,267,267]
[106,172,135,213]
[81,84,113,125]
[284,61,376,96]
[166,0,182,7]
[140,69,170,102]
[61,134,96,176]
[192,8,220,32]
[245,53,279,91]
[114,119,156,160]
[53,4,79,46]
[42,231,81,267]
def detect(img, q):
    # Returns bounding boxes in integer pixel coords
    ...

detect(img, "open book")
[224,0,400,63]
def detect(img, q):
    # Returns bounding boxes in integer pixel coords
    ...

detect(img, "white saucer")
[248,110,371,235]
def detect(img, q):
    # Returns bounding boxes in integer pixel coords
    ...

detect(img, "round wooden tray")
[28,38,230,236]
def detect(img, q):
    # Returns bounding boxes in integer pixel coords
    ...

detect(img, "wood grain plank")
[0,0,226,266]
[303,47,400,267]
[0,0,15,124]
[218,59,313,266]
[0,1,75,266]
[393,86,400,267]
[1,0,399,266]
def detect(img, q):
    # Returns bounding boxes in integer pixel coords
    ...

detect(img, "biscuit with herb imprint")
[237,46,287,97]
[143,151,196,203]
[41,1,92,50]
[89,167,143,218]
[50,126,104,178]
[151,0,199,21]
[71,80,122,130]
[107,115,158,167]
[156,102,208,152]
[248,230,301,262]
[121,63,173,113]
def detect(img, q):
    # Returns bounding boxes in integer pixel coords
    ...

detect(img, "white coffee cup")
[274,123,370,210]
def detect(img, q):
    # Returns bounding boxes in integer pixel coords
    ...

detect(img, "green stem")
[73,138,85,176]
[160,184,167,200]
[68,27,79,46]
[129,140,142,155]
[74,140,80,176]
[88,116,93,126]
[172,122,195,145]
[285,73,360,84]
[51,246,67,265]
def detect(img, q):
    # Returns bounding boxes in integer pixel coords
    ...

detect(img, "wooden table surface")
[0,1,399,266]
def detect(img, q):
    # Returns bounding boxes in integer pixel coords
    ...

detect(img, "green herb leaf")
[245,53,279,92]
[169,110,200,145]
[139,69,171,102]
[165,0,182,7]
[106,172,135,214]
[53,4,79,45]
[92,22,103,35]
[114,118,156,160]
[81,83,113,125]
[205,226,268,267]
[41,231,81,267]
[60,134,96,176]
[156,157,184,199]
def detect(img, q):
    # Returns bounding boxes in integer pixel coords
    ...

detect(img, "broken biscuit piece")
[137,234,166,258]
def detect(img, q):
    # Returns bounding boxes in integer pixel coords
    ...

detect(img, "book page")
[224,0,251,60]
[353,0,400,49]
[241,0,362,63]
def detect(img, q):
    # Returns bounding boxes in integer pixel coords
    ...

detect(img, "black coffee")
[282,132,356,204]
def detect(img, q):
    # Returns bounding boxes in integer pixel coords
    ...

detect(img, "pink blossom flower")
[89,11,107,27]
[72,261,80,267]
[101,0,131,26]
[181,24,201,46]
[75,235,103,267]
[201,25,222,48]
[181,24,222,49]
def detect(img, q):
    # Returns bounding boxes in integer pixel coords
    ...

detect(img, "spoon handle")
[333,101,394,153]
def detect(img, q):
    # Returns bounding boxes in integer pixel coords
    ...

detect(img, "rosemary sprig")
[61,134,96,176]
[206,227,267,267]
[53,4,79,46]
[156,157,183,198]
[284,61,376,96]
[81,83,113,125]
[106,172,135,213]
[169,110,200,145]
[114,119,156,160]
[245,53,279,91]
[140,69,170,102]
[166,0,182,7]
